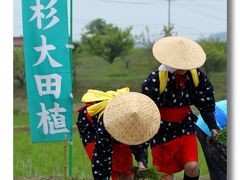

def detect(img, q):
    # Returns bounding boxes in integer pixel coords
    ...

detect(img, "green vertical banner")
[22,0,72,143]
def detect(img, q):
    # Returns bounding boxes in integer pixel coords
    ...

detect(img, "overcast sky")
[14,0,227,41]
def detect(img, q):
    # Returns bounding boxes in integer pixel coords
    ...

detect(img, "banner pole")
[69,141,73,177]
[64,135,67,180]
[68,0,73,177]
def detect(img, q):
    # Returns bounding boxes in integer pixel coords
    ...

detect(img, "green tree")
[14,47,25,87]
[81,18,134,68]
[162,24,177,37]
[198,38,227,74]
[85,18,107,35]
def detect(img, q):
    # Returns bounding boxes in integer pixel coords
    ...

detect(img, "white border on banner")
[231,0,240,180]
[0,0,236,179]
[0,0,13,179]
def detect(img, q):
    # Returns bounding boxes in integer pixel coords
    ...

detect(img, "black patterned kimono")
[76,104,148,180]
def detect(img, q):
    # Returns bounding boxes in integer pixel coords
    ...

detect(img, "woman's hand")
[138,161,146,169]
[211,129,220,137]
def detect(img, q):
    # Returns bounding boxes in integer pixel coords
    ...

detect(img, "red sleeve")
[85,142,96,160]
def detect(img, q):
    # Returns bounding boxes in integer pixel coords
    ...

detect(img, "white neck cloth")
[158,64,176,73]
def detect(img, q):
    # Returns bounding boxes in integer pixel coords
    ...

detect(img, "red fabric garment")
[85,142,133,179]
[111,172,121,180]
[176,74,186,89]
[112,143,133,176]
[152,134,198,175]
[159,106,190,122]
[77,103,88,112]
[85,110,93,124]
[85,142,96,160]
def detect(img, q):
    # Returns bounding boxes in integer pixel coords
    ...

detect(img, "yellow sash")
[82,87,130,119]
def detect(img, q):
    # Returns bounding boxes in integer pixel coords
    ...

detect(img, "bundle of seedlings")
[215,127,227,145]
[131,166,161,180]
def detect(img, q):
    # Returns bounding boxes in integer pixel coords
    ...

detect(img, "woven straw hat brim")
[152,36,206,70]
[103,92,161,145]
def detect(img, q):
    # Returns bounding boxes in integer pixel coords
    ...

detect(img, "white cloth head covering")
[158,64,176,73]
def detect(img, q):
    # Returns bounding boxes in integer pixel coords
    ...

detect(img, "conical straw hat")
[103,92,161,145]
[152,36,206,70]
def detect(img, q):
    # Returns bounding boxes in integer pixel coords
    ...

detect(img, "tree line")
[14,18,227,88]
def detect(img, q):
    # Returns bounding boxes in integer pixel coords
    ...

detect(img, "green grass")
[14,131,92,178]
[14,130,209,178]
[208,71,227,100]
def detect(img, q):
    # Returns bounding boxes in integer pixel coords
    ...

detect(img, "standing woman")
[141,36,220,180]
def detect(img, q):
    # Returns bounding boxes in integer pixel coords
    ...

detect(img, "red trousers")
[152,134,198,175]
